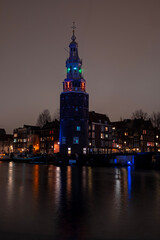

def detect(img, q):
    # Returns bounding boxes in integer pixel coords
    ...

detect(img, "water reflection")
[127,166,132,199]
[33,165,39,201]
[1,163,160,239]
[7,162,14,206]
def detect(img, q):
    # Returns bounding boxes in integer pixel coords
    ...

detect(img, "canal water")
[0,162,160,240]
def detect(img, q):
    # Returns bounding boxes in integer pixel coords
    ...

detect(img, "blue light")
[77,126,80,131]
[114,159,117,164]
[73,67,77,70]
[127,161,131,165]
[127,166,132,199]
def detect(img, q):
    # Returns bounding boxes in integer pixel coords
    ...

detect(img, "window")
[62,137,66,144]
[101,141,104,147]
[105,126,108,131]
[143,130,147,135]
[68,147,71,155]
[101,126,104,132]
[92,124,95,131]
[14,139,17,143]
[73,137,79,144]
[92,132,95,138]
[105,134,108,138]
[83,148,87,154]
[92,140,95,147]
[77,126,80,131]
[101,133,104,139]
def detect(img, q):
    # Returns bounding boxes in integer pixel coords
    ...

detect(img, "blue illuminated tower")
[60,23,89,155]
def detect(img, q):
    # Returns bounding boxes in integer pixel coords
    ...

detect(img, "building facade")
[88,111,112,154]
[111,118,160,153]
[60,25,89,155]
[39,120,60,154]
[0,129,13,154]
[13,125,40,153]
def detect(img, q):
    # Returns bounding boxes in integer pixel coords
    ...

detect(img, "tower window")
[77,126,81,131]
[62,137,66,144]
[73,137,79,144]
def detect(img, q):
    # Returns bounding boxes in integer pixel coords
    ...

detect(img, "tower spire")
[71,21,76,41]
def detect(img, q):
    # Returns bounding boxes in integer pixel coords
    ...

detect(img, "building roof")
[0,129,6,136]
[89,111,110,124]
[42,120,60,129]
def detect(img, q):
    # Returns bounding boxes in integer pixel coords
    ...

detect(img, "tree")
[36,109,51,127]
[131,109,148,120]
[151,112,160,129]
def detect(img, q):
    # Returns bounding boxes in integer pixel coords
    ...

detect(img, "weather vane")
[72,21,76,34]
[71,21,76,41]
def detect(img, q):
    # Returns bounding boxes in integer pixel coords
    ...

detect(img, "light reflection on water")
[0,163,160,239]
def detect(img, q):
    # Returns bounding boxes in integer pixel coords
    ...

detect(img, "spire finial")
[71,21,76,41]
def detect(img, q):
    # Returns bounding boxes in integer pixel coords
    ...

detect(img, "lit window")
[92,132,95,138]
[101,133,104,139]
[83,148,87,154]
[124,132,128,136]
[14,133,17,137]
[77,126,80,131]
[79,68,82,74]
[89,125,91,130]
[73,137,79,144]
[105,134,108,138]
[143,130,147,135]
[62,137,66,144]
[92,124,95,131]
[68,147,71,155]
[105,126,108,131]
[14,139,17,143]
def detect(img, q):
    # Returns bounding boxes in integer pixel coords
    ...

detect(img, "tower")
[60,23,89,155]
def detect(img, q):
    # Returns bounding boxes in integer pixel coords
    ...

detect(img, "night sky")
[0,0,160,133]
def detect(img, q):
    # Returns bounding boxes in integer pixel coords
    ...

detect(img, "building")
[39,120,60,154]
[0,129,13,154]
[13,125,40,153]
[111,118,160,153]
[88,111,112,154]
[60,24,89,155]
